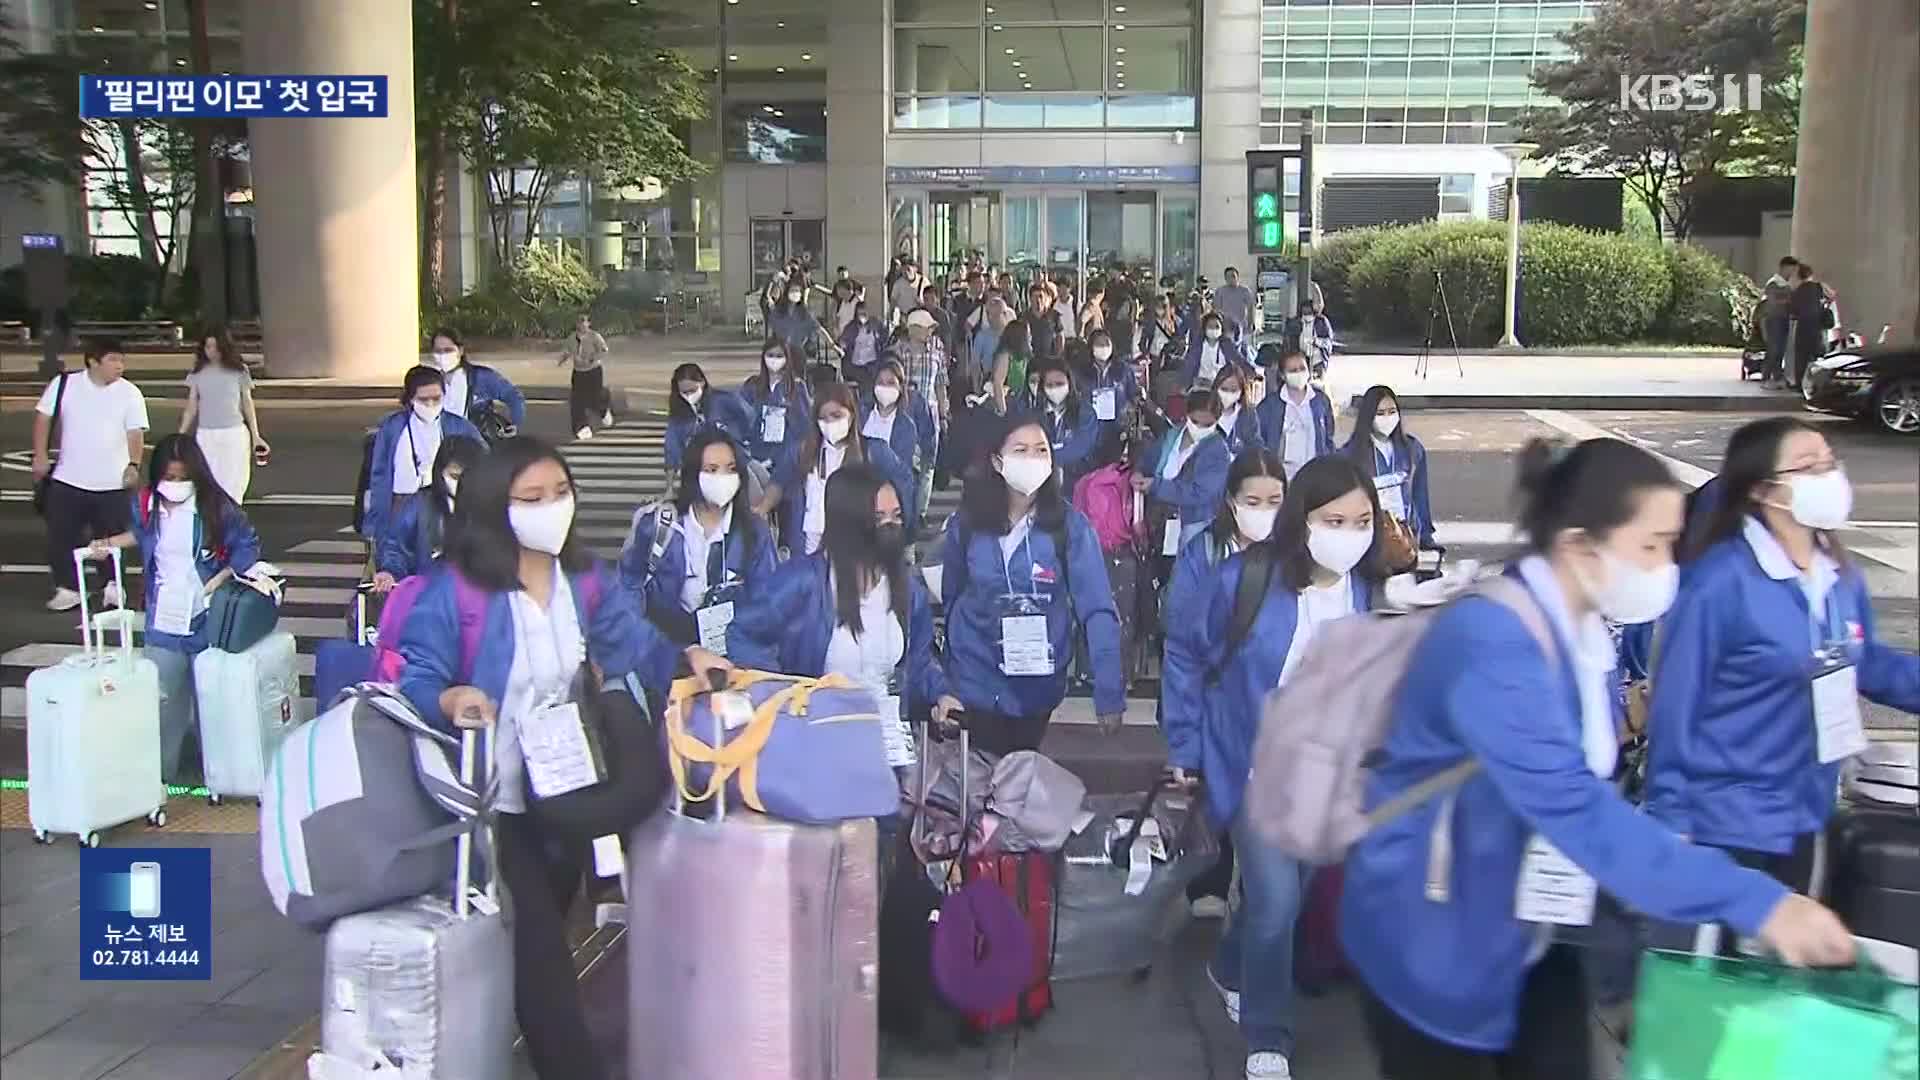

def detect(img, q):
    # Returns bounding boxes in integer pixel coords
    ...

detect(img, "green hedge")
[1348,221,1509,338]
[1659,242,1760,347]
[1312,226,1389,327]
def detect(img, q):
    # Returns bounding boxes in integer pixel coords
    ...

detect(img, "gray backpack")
[261,684,494,931]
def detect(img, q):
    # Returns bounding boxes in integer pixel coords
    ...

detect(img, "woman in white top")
[180,327,268,504]
[766,381,913,557]
[364,366,483,546]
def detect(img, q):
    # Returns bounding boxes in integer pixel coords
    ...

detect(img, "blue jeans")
[148,644,199,784]
[1212,812,1309,1055]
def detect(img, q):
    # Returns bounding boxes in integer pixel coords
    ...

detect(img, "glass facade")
[1258,0,1593,146]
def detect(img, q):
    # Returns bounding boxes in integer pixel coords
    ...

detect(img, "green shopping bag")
[1627,949,1919,1080]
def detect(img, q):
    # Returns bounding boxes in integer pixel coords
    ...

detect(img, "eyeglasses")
[1776,459,1842,477]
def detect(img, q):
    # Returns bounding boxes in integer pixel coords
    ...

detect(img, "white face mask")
[1092,344,1114,362]
[432,349,460,371]
[1284,370,1310,391]
[508,495,576,556]
[1306,524,1372,575]
[682,387,704,407]
[413,400,443,424]
[874,384,901,408]
[818,417,851,445]
[763,353,787,374]
[1234,504,1278,544]
[1218,390,1242,411]
[1186,420,1216,442]
[998,455,1053,496]
[1778,469,1853,531]
[1204,326,1223,341]
[787,290,804,304]
[698,472,741,507]
[1373,413,1401,438]
[1045,385,1070,406]
[1579,549,1679,625]
[157,479,194,504]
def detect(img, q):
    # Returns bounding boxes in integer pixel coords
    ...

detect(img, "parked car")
[1803,342,1920,436]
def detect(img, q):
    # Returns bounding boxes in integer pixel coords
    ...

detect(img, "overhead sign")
[22,233,61,250]
[886,165,1200,185]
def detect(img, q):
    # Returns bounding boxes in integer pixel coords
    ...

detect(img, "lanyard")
[1809,587,1846,658]
[510,565,579,697]
[999,525,1039,599]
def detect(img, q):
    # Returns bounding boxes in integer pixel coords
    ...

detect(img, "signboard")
[23,234,67,309]
[886,165,1200,186]
[79,75,390,119]
[22,233,60,250]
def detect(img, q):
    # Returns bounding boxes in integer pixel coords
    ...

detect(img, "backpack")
[369,567,606,683]
[1071,463,1139,555]
[1240,576,1558,865]
[352,429,376,534]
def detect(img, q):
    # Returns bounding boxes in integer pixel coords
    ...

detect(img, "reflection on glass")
[894,95,984,128]
[1087,191,1155,283]
[891,196,925,263]
[984,94,1105,128]
[894,28,984,93]
[1159,195,1197,290]
[1006,196,1042,282]
[1046,195,1081,279]
[987,27,1104,91]
[1105,94,1196,127]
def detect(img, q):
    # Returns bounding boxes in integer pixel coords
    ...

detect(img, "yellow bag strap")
[663,669,856,813]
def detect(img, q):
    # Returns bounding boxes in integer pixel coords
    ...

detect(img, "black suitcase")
[1829,807,1920,949]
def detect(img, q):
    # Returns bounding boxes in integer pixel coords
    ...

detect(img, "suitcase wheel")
[82,831,101,848]
[147,809,167,828]
[32,829,50,845]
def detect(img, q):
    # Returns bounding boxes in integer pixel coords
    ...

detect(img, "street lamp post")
[1495,143,1537,349]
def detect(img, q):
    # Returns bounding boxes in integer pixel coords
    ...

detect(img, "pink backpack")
[1072,463,1140,555]
[370,569,604,682]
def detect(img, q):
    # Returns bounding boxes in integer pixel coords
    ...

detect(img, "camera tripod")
[1415,268,1464,380]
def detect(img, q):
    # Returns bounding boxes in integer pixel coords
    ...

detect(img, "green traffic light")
[1259,221,1280,248]
[1253,192,1278,220]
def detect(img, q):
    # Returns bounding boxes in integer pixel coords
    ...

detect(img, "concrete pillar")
[242,0,418,378]
[1791,0,1920,344]
[827,0,889,284]
[1197,0,1261,285]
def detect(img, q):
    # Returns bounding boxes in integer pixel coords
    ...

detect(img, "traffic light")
[1246,150,1289,253]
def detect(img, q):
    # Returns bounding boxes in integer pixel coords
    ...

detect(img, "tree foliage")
[0,13,91,193]
[1515,0,1805,240]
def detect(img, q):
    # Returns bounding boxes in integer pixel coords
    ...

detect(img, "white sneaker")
[46,587,82,612]
[576,427,594,441]
[1190,895,1230,920]
[101,582,123,609]
[1207,964,1241,1024]
[601,410,615,427]
[1246,1052,1292,1080]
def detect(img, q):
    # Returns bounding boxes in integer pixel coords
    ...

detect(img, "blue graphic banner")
[78,75,389,119]
[80,847,212,981]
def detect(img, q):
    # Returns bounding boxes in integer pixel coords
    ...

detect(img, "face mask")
[432,350,460,371]
[1284,370,1310,391]
[873,522,908,557]
[157,480,194,504]
[998,455,1052,496]
[509,496,576,556]
[857,315,869,325]
[1204,326,1223,341]
[764,353,787,373]
[1579,549,1679,625]
[874,385,901,408]
[787,291,803,304]
[1373,413,1401,438]
[698,472,741,507]
[1307,524,1372,576]
[442,474,460,498]
[413,401,443,424]
[682,387,704,407]
[1092,345,1114,362]
[1218,391,1242,411]
[1778,469,1853,531]
[1234,504,1278,544]
[1045,385,1070,406]
[819,417,851,445]
[1187,420,1216,441]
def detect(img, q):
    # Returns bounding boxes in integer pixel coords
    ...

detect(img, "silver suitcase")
[310,730,512,1080]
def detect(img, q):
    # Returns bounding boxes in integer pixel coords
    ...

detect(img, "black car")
[1802,343,1920,436]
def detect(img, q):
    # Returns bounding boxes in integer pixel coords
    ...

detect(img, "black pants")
[43,480,132,591]
[1762,316,1791,382]
[570,367,608,432]
[1791,325,1824,388]
[1363,945,1592,1080]
[961,709,1051,756]
[1187,830,1236,902]
[496,812,604,1080]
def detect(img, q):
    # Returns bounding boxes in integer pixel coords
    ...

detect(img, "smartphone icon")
[128,862,162,920]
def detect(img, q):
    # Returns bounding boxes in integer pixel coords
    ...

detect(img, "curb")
[1337,344,1742,360]
[1359,393,1809,413]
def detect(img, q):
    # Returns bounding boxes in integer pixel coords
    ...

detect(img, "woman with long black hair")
[1343,385,1435,561]
[740,339,812,491]
[665,361,754,477]
[764,381,914,556]
[180,325,267,503]
[372,435,485,588]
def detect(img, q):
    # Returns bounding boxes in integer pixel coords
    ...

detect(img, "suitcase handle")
[73,546,130,659]
[454,728,497,918]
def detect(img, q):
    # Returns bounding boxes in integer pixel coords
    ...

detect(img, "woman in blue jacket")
[1034,362,1099,493]
[939,412,1125,753]
[87,435,262,784]
[861,358,936,521]
[1342,437,1855,1079]
[373,435,484,588]
[397,436,726,1080]
[619,428,776,650]
[364,365,484,547]
[1646,418,1919,892]
[1212,363,1265,458]
[1255,349,1336,481]
[766,381,913,556]
[1181,310,1250,388]
[1082,327,1137,461]
[730,462,959,736]
[1132,386,1231,556]
[429,327,525,439]
[1186,455,1386,1080]
[739,339,812,482]
[838,302,889,389]
[665,362,754,477]
[1342,385,1435,552]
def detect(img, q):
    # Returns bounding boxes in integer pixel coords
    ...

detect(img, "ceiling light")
[529,1,539,7]
[1114,4,1126,10]
[986,4,995,10]
[801,53,813,61]
[1115,59,1125,66]
[1114,24,1126,30]
[774,109,785,117]
[777,21,786,27]
[1011,60,1021,67]
[1004,47,1014,54]
[1115,46,1126,53]
[91,25,104,32]
[775,66,786,72]
[728,53,739,61]
[991,24,1003,31]
[143,1,156,8]
[173,57,186,66]
[763,104,776,112]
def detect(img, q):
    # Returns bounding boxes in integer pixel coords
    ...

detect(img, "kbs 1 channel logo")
[1617,72,1765,115]
[78,75,389,119]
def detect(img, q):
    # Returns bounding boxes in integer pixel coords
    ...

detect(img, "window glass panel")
[1110,26,1193,93]
[1406,106,1447,123]
[1371,36,1410,56]
[1327,8,1371,34]
[1284,37,1329,57]
[1446,123,1488,143]
[1404,124,1446,145]
[1411,7,1455,31]
[1410,36,1452,56]
[1321,123,1364,144]
[984,93,1104,127]
[1365,106,1406,125]
[1370,8,1411,33]
[1452,35,1492,56]
[1453,6,1495,34]
[1448,105,1488,122]
[895,0,982,21]
[1451,59,1492,79]
[1284,60,1328,81]
[1364,123,1405,144]
[988,26,1102,91]
[1106,93,1195,127]
[1329,37,1371,56]
[1160,195,1197,287]
[1109,0,1193,20]
[1368,60,1410,80]
[893,94,983,128]
[1326,107,1365,123]
[1493,35,1536,58]
[996,0,1103,21]
[726,101,828,163]
[895,28,982,93]
[1497,7,1539,32]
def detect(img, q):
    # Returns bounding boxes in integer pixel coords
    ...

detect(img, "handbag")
[1379,514,1419,574]
[522,664,670,840]
[31,372,70,517]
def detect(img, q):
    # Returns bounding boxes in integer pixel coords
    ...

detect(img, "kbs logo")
[1618,73,1764,113]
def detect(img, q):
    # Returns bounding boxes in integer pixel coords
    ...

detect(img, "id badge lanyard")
[997,530,1054,677]
[1809,588,1866,764]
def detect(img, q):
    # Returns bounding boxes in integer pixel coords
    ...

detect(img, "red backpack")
[1071,463,1141,555]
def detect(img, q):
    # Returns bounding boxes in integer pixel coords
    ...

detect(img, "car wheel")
[1874,377,1920,436]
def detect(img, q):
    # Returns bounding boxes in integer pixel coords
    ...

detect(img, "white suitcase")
[26,548,167,846]
[193,629,300,803]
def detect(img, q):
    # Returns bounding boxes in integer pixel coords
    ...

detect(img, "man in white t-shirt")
[31,338,149,611]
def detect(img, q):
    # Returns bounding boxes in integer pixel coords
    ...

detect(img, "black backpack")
[1209,542,1276,683]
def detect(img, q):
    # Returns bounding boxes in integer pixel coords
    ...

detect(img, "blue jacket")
[1084,358,1139,420]
[375,493,450,580]
[858,398,931,473]
[396,561,683,738]
[1341,571,1791,1051]
[1216,406,1265,458]
[1158,530,1237,771]
[767,305,822,354]
[448,362,526,428]
[939,508,1124,718]
[1254,388,1337,463]
[1190,555,1376,826]
[665,389,757,475]
[1137,427,1231,531]
[727,553,949,712]
[773,437,916,553]
[1345,433,1436,546]
[125,490,262,653]
[1179,336,1250,387]
[838,320,889,374]
[737,376,812,467]
[1037,403,1099,482]
[616,504,777,644]
[364,409,484,545]
[1644,529,1920,853]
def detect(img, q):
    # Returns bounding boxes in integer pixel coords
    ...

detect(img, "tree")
[415,0,465,304]
[0,13,90,193]
[1515,0,1805,240]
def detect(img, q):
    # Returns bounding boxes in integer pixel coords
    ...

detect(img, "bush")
[1313,226,1390,326]
[0,254,168,325]
[1415,235,1510,347]
[505,242,600,309]
[1512,222,1670,346]
[1348,221,1508,337]
[1658,243,1758,347]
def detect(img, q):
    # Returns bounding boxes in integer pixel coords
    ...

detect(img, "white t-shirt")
[1278,391,1316,479]
[444,366,471,418]
[36,372,150,492]
[152,499,205,633]
[1372,438,1408,521]
[390,414,443,497]
[499,571,585,815]
[863,408,898,443]
[802,442,849,554]
[1196,342,1224,384]
[823,576,905,696]
[678,506,732,612]
[1277,576,1355,687]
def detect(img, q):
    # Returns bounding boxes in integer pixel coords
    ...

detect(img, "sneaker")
[1207,964,1242,1025]
[101,581,123,609]
[1190,895,1230,920]
[46,587,82,612]
[576,427,594,441]
[1245,1052,1292,1080]
[602,410,615,427]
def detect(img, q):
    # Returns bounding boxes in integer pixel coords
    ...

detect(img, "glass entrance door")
[1003,191,1083,294]
[1087,191,1157,284]
[928,192,1000,284]
[750,218,828,293]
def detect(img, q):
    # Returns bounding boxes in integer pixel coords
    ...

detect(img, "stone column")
[1197,0,1262,285]
[1791,0,1920,344]
[827,0,890,283]
[242,0,418,378]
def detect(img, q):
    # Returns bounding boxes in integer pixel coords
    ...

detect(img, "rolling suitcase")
[960,848,1057,1033]
[26,548,167,846]
[311,730,512,1080]
[1830,807,1920,950]
[314,585,380,708]
[192,629,300,803]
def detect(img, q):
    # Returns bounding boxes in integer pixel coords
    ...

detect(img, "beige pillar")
[1197,0,1262,286]
[1791,0,1920,344]
[242,0,418,378]
[827,0,890,284]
